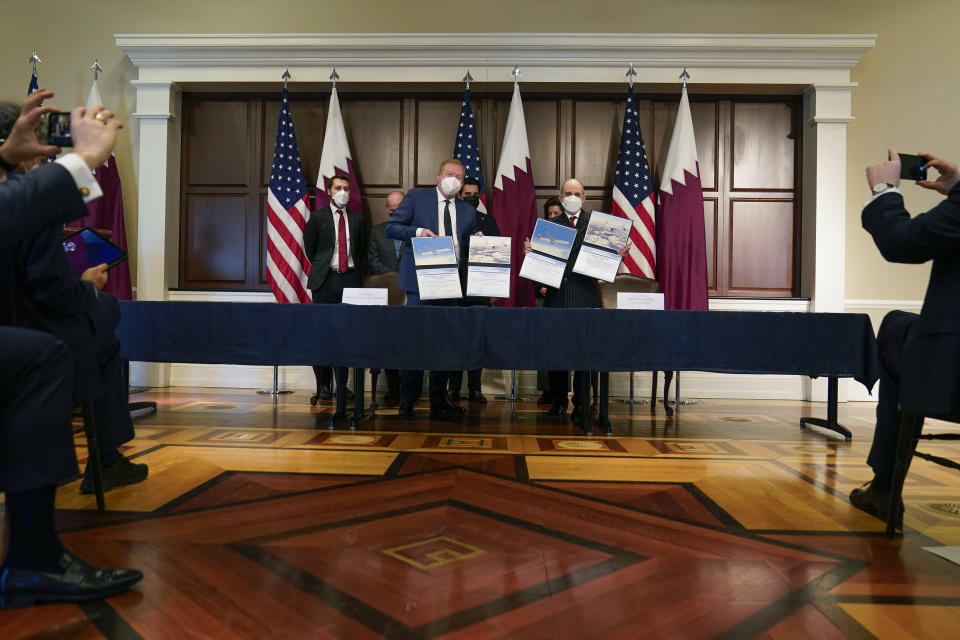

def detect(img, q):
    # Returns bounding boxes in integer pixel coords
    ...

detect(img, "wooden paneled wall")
[179,90,800,296]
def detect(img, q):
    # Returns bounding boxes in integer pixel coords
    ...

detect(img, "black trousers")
[867,310,918,485]
[311,270,360,390]
[399,291,455,407]
[82,293,134,453]
[549,370,594,409]
[448,368,481,394]
[0,327,78,493]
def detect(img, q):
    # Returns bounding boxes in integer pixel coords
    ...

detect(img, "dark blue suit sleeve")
[18,223,98,317]
[0,163,87,250]
[862,185,960,264]
[386,190,421,241]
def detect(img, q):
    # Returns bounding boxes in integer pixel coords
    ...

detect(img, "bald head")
[385,190,404,216]
[560,179,584,200]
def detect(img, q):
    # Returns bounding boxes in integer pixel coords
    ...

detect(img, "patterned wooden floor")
[2,387,960,639]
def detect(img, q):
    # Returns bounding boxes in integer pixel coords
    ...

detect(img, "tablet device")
[62,227,127,278]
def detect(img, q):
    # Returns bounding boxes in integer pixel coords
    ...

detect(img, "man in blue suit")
[387,158,480,418]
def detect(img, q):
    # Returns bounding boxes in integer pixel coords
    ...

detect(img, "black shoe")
[316,385,333,400]
[536,393,554,406]
[381,393,401,408]
[547,399,568,416]
[80,455,148,494]
[0,548,142,608]
[849,480,903,528]
[397,402,415,418]
[431,399,467,418]
[448,390,461,403]
[467,390,487,404]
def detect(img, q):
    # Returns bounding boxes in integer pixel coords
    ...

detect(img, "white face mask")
[562,195,582,214]
[440,176,463,197]
[331,190,350,207]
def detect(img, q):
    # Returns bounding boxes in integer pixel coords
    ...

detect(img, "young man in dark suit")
[524,178,630,426]
[304,173,367,423]
[386,158,481,418]
[850,150,960,526]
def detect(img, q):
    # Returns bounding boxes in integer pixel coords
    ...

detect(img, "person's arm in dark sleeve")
[386,191,419,241]
[367,229,386,274]
[862,185,960,264]
[0,162,91,250]
[303,212,319,261]
[18,224,98,316]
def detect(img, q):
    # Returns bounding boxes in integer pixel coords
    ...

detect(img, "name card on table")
[342,288,388,306]
[617,292,665,310]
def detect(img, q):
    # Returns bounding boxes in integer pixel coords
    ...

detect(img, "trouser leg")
[448,370,464,394]
[467,368,482,392]
[867,311,917,487]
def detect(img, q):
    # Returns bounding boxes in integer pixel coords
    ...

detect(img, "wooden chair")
[362,270,406,416]
[597,275,675,420]
[886,409,960,538]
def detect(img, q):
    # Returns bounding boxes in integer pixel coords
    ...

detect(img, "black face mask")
[462,195,481,209]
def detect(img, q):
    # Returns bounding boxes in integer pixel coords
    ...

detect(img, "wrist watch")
[871,182,895,195]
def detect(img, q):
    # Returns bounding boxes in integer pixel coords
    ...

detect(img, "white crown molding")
[115,33,876,71]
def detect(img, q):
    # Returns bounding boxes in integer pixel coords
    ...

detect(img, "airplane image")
[535,230,571,247]
[417,246,453,257]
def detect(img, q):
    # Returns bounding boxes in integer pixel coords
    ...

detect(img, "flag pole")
[257,66,298,401]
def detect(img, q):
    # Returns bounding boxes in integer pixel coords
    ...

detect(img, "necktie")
[569,215,577,227]
[337,209,348,272]
[443,199,456,258]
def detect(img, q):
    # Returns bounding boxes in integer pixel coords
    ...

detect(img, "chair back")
[363,270,406,306]
[597,274,660,310]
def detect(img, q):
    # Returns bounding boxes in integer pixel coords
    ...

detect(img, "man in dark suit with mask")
[387,158,480,418]
[304,173,367,423]
[448,176,499,405]
[849,149,960,527]
[524,178,630,426]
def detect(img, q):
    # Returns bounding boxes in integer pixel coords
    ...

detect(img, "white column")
[801,83,855,401]
[131,81,182,387]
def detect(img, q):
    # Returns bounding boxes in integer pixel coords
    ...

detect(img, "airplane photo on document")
[468,236,511,265]
[412,236,458,266]
[530,218,577,260]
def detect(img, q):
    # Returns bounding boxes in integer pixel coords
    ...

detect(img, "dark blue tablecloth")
[117,301,879,390]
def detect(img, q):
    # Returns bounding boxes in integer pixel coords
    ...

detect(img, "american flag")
[265,86,312,304]
[453,87,486,212]
[611,86,656,279]
[27,72,38,95]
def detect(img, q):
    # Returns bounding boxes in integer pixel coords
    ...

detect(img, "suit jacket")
[304,205,367,291]
[386,187,479,293]
[1,165,90,327]
[862,183,960,414]
[543,210,602,309]
[367,221,401,275]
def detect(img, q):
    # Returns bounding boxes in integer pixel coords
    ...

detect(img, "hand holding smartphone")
[896,153,928,181]
[46,112,72,147]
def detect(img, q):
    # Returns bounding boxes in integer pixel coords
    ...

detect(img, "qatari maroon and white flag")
[78,79,133,300]
[657,85,708,310]
[491,83,537,308]
[315,87,362,214]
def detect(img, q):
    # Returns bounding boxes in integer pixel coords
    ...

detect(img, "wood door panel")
[704,198,718,292]
[728,200,794,292]
[182,194,247,285]
[572,100,620,189]
[184,100,250,187]
[415,99,483,187]
[340,99,403,188]
[494,98,559,190]
[731,103,795,191]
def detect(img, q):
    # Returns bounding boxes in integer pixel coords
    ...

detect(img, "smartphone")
[898,153,928,181]
[62,227,127,278]
[46,112,72,147]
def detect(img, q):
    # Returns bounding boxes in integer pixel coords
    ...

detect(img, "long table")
[117,301,879,438]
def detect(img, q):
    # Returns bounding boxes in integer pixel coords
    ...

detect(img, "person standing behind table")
[448,176,499,405]
[386,158,481,419]
[534,197,564,405]
[849,149,960,527]
[524,179,630,426]
[367,189,405,407]
[304,174,368,423]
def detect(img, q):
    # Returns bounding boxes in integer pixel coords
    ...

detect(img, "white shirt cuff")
[54,153,103,204]
[864,187,900,207]
[416,227,425,237]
